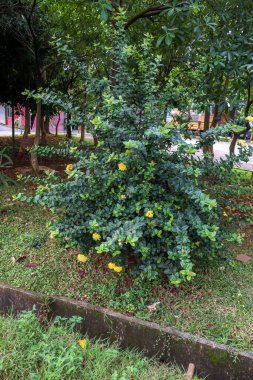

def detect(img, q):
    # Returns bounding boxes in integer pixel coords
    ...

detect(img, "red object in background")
[4,104,65,133]
[6,104,25,127]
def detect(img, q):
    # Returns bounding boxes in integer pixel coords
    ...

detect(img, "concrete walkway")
[0,124,21,136]
[191,139,253,171]
[1,125,252,170]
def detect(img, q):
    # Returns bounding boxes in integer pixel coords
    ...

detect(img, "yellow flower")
[238,140,246,147]
[108,262,116,270]
[66,164,73,172]
[92,232,101,241]
[114,265,123,273]
[77,254,88,263]
[145,210,154,218]
[78,339,86,349]
[108,263,123,273]
[50,230,59,239]
[245,116,253,122]
[118,162,127,171]
[223,212,228,217]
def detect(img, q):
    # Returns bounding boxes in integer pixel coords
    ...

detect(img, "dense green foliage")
[0,311,185,379]
[18,21,250,285]
[2,183,252,351]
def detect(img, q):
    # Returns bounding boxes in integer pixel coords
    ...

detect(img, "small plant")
[0,147,16,186]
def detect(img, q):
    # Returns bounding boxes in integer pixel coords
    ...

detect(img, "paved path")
[191,139,253,171]
[0,124,21,136]
[0,124,93,138]
[0,125,252,170]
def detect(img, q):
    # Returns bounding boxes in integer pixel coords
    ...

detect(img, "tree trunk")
[93,134,98,147]
[80,124,85,142]
[31,113,36,130]
[202,106,213,154]
[44,115,51,134]
[24,104,31,137]
[40,113,47,145]
[31,100,42,173]
[55,112,60,137]
[211,102,219,128]
[66,113,72,139]
[11,103,15,154]
[230,84,252,155]
[229,132,239,155]
[19,104,31,153]
[203,106,210,132]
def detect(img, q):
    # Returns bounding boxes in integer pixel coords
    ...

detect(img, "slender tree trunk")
[31,100,42,173]
[44,115,51,134]
[40,114,47,145]
[19,103,31,153]
[24,104,31,137]
[211,102,219,128]
[80,124,85,142]
[202,106,212,154]
[55,112,60,137]
[229,132,239,156]
[230,84,252,155]
[203,106,210,132]
[66,113,72,139]
[93,134,98,147]
[31,113,36,130]
[11,103,15,154]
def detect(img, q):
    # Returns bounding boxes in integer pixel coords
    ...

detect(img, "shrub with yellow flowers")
[18,18,247,286]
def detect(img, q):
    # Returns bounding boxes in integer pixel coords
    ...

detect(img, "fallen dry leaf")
[24,263,38,268]
[147,302,160,313]
[235,254,251,263]
[16,256,27,263]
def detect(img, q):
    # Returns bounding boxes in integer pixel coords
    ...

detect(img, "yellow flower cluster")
[92,232,101,241]
[245,116,253,122]
[108,262,123,273]
[145,210,154,218]
[77,254,88,263]
[238,140,246,147]
[118,162,127,171]
[66,164,73,172]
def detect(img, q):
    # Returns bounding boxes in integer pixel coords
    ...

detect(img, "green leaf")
[156,35,165,48]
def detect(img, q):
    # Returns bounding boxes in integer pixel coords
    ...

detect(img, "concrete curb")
[0,283,252,379]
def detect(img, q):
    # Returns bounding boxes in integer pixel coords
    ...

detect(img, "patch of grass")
[0,185,252,352]
[233,168,252,182]
[0,310,185,380]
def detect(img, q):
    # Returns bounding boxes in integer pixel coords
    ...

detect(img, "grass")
[0,311,186,380]
[233,168,252,182]
[0,184,252,352]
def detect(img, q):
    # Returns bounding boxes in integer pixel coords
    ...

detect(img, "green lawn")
[0,184,252,352]
[0,311,186,380]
